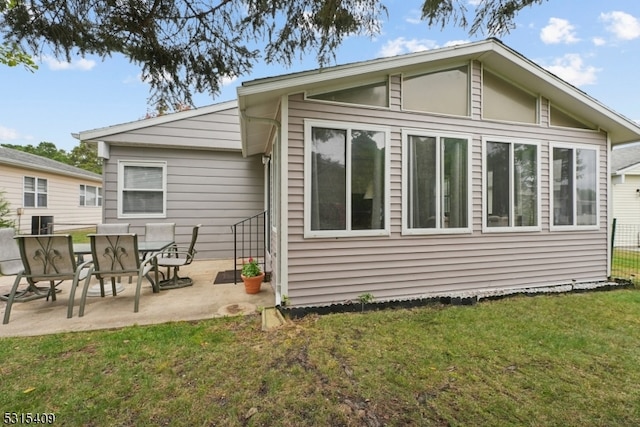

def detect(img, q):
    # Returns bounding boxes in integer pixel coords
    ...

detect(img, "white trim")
[607,136,612,278]
[549,142,600,231]
[401,129,473,235]
[303,119,391,238]
[278,95,289,304]
[304,76,390,110]
[482,137,542,233]
[117,160,167,219]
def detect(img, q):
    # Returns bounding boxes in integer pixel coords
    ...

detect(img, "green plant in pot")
[241,257,264,294]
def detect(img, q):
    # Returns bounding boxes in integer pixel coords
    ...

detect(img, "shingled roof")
[0,145,101,181]
[612,144,640,173]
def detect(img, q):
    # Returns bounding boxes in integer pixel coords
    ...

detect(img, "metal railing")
[611,218,640,283]
[231,211,267,284]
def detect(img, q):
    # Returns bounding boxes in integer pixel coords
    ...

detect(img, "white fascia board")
[238,40,493,97]
[77,100,238,142]
[0,157,101,182]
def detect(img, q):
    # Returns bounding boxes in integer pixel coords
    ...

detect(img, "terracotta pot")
[241,272,264,294]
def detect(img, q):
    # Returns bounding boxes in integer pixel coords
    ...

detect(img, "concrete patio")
[0,259,275,338]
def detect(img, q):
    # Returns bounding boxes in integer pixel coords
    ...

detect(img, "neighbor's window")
[118,161,167,218]
[305,120,389,237]
[551,144,598,228]
[403,65,469,116]
[403,131,471,233]
[79,185,102,207]
[24,176,47,208]
[485,139,539,230]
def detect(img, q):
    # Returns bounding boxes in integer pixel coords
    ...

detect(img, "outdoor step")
[262,306,285,331]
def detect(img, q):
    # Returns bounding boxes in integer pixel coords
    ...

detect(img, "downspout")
[240,109,283,306]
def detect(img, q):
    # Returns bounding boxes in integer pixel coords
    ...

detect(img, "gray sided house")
[238,38,640,308]
[76,101,265,260]
[78,39,640,309]
[0,145,102,234]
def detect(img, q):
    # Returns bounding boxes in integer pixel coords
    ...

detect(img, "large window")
[118,161,167,218]
[483,69,538,124]
[484,139,539,230]
[307,79,389,107]
[24,177,47,208]
[551,144,598,229]
[403,131,471,234]
[79,185,102,207]
[403,66,469,116]
[305,120,389,237]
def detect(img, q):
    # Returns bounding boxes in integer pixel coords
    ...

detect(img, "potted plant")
[241,257,264,294]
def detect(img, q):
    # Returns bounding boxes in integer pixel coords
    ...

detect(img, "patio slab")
[0,259,275,338]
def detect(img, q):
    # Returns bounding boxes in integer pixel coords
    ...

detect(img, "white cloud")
[221,75,239,86]
[544,54,599,87]
[41,55,96,71]
[592,37,606,47]
[0,125,33,142]
[405,9,422,25]
[600,11,640,40]
[468,0,482,6]
[540,18,579,44]
[378,37,438,57]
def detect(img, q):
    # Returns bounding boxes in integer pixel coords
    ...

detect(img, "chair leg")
[134,275,143,313]
[3,274,24,324]
[78,274,94,317]
[111,277,117,296]
[48,280,57,302]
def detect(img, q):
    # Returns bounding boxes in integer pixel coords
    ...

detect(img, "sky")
[1,0,640,152]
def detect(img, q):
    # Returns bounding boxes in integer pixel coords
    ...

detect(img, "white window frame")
[482,137,542,233]
[79,184,102,207]
[401,129,473,235]
[23,176,47,208]
[549,142,600,231]
[117,160,167,219]
[304,119,391,238]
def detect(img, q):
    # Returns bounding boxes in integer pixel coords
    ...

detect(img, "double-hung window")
[118,161,167,218]
[402,130,471,234]
[304,120,390,237]
[484,139,540,231]
[550,144,598,229]
[24,177,47,208]
[79,185,102,207]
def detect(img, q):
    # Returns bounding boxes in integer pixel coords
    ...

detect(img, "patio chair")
[77,233,159,317]
[97,223,131,284]
[145,222,175,244]
[156,224,201,290]
[97,223,130,233]
[0,228,25,300]
[3,234,91,324]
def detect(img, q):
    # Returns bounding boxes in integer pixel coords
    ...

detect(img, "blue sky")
[1,0,640,152]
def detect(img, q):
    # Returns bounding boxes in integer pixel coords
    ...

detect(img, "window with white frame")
[305,120,389,237]
[403,130,471,233]
[79,185,102,207]
[551,144,598,228]
[484,139,539,230]
[118,161,167,217]
[24,176,47,208]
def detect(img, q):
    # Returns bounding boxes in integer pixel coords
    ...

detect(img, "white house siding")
[612,167,640,247]
[284,79,609,307]
[0,163,102,234]
[103,146,264,260]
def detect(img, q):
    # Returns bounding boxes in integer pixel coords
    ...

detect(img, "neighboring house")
[0,145,103,234]
[611,144,640,246]
[79,38,640,309]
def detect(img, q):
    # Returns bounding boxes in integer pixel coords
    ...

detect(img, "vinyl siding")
[284,74,609,307]
[0,164,102,234]
[103,146,264,260]
[98,109,241,150]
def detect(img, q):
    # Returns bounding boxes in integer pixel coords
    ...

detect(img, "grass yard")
[2,289,640,426]
[611,248,640,283]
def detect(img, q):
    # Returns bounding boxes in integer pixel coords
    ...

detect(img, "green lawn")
[2,289,640,425]
[612,248,640,283]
